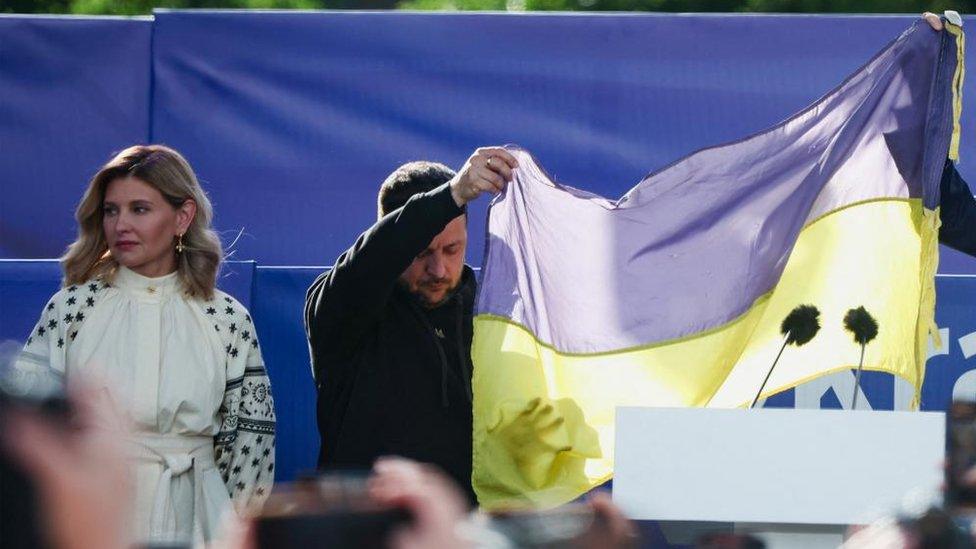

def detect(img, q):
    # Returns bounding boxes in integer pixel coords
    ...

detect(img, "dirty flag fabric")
[472,20,964,509]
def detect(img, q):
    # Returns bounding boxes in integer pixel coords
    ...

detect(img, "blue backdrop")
[3,12,976,486]
[3,12,976,270]
[0,15,152,259]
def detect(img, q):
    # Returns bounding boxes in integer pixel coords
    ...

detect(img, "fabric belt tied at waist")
[129,433,214,541]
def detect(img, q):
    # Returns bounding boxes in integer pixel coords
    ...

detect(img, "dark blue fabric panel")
[0,16,152,258]
[250,266,320,482]
[0,260,63,342]
[0,259,256,343]
[939,245,976,274]
[3,13,976,274]
[218,260,256,309]
[150,12,976,272]
[923,275,976,410]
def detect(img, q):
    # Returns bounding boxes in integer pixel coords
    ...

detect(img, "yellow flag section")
[471,198,939,509]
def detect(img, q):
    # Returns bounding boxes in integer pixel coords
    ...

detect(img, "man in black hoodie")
[304,147,519,503]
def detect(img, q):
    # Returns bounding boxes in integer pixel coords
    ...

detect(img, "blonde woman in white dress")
[15,145,275,545]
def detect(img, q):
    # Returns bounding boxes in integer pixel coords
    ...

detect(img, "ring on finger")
[486,156,493,168]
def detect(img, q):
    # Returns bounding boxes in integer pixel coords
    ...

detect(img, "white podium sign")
[613,407,945,525]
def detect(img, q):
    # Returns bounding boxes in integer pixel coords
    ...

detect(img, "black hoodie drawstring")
[455,297,473,403]
[405,290,473,409]
[406,298,453,408]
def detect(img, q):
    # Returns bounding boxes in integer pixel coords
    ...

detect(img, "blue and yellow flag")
[472,21,964,509]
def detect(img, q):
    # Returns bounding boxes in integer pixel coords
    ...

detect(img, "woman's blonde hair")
[62,145,223,299]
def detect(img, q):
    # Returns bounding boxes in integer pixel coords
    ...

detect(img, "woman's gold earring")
[176,233,185,254]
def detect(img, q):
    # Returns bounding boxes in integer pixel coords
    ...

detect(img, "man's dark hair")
[377,161,462,219]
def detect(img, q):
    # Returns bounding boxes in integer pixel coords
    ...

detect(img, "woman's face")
[102,176,195,278]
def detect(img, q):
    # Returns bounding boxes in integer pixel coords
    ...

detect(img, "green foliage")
[742,0,972,13]
[1,0,323,14]
[399,0,502,10]
[401,0,976,12]
[73,0,320,14]
[524,0,740,11]
[1,0,71,12]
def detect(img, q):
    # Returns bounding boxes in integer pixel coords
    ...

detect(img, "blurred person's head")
[378,161,467,309]
[0,373,132,549]
[62,145,222,299]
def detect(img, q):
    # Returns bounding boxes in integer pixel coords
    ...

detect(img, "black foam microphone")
[751,304,821,409]
[844,306,879,410]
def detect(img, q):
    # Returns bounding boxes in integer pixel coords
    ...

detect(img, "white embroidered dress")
[16,267,275,544]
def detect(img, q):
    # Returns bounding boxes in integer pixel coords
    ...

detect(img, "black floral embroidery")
[245,314,251,323]
[46,302,54,311]
[64,313,74,323]
[88,283,98,292]
[224,297,233,304]
[57,338,64,348]
[47,319,57,330]
[67,285,77,293]
[86,297,94,307]
[206,307,216,315]
[252,339,259,349]
[27,336,33,346]
[37,326,45,336]
[212,313,274,504]
[75,312,85,322]
[66,296,76,306]
[70,331,78,341]
[253,383,268,403]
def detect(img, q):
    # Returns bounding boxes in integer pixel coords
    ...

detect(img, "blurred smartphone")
[696,532,766,549]
[253,473,411,549]
[488,502,595,547]
[946,400,976,509]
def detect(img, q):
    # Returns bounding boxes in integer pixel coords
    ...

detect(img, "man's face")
[399,216,467,308]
